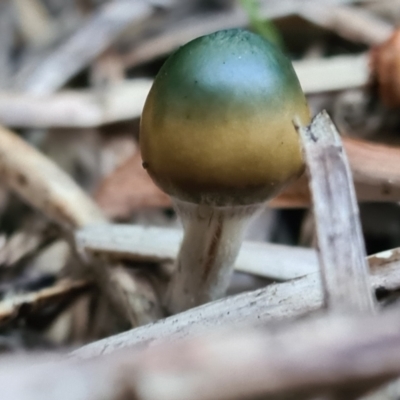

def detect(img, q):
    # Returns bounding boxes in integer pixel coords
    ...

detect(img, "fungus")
[140,29,310,313]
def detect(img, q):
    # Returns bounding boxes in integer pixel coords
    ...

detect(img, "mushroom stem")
[165,199,262,313]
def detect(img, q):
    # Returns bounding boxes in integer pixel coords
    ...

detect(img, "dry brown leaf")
[270,174,310,208]
[95,150,170,219]
[275,136,400,206]
[345,136,400,196]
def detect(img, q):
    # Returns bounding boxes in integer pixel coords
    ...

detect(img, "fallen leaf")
[95,150,171,219]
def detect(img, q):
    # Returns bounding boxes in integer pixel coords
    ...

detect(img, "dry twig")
[0,125,105,229]
[7,308,400,400]
[73,246,400,358]
[298,3,393,45]
[13,0,55,48]
[0,124,161,327]
[297,111,375,313]
[0,80,151,128]
[0,279,91,327]
[294,54,370,93]
[77,224,318,281]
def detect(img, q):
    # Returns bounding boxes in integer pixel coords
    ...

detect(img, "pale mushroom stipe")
[140,29,310,313]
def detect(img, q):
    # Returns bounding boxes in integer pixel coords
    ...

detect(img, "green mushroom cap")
[140,29,310,206]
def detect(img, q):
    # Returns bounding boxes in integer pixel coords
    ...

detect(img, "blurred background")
[0,0,399,352]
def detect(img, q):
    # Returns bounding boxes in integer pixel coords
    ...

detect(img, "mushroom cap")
[140,29,310,206]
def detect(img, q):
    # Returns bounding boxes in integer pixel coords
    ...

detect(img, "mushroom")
[140,29,310,314]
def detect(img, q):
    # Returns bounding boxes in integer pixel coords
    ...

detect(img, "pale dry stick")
[0,218,51,267]
[17,1,153,94]
[293,54,370,94]
[297,111,375,313]
[13,0,55,48]
[0,125,105,229]
[298,3,393,46]
[0,125,161,326]
[8,308,400,400]
[260,0,378,12]
[76,224,318,281]
[0,79,152,128]
[115,309,400,400]
[73,247,400,359]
